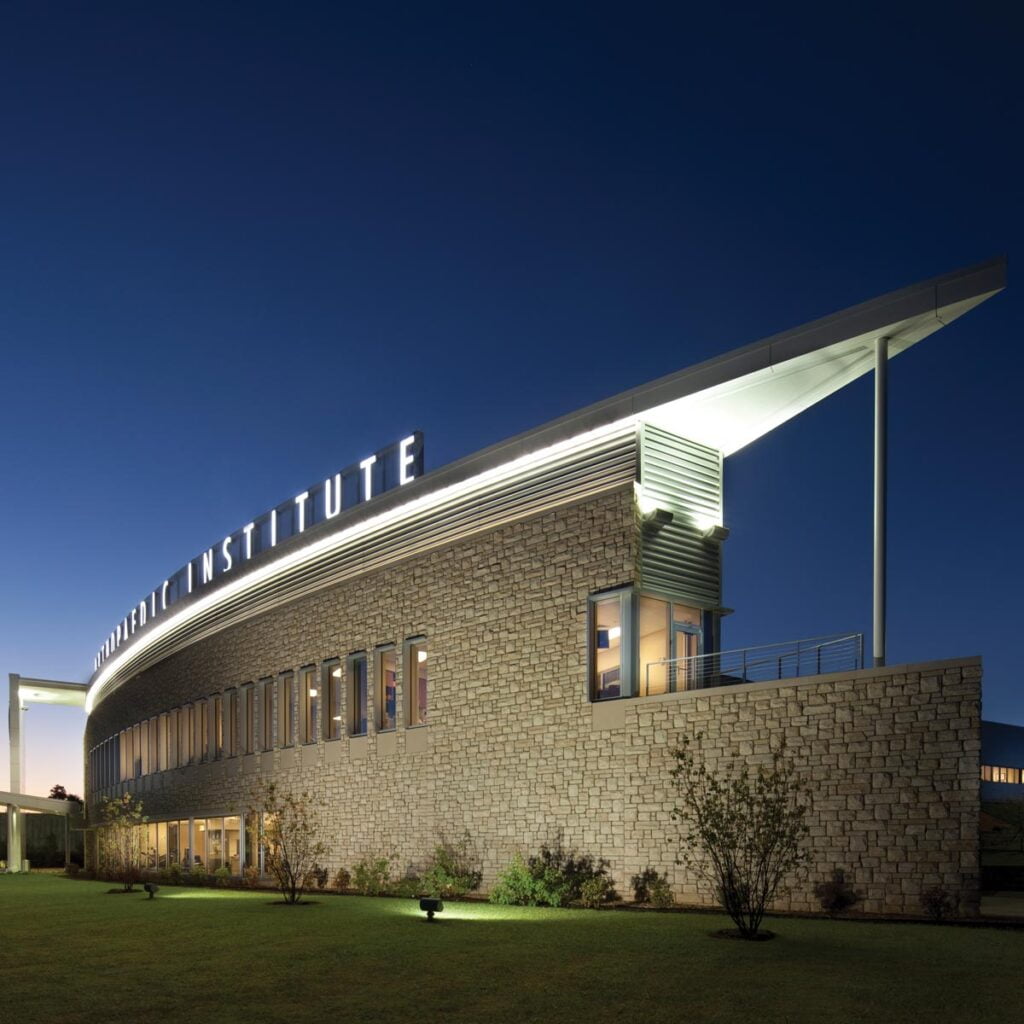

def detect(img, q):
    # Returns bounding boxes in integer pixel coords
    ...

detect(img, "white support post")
[873,337,889,668]
[7,674,24,871]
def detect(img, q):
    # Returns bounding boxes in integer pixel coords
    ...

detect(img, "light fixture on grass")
[419,897,444,921]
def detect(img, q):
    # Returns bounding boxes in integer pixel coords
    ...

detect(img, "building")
[7,258,1007,914]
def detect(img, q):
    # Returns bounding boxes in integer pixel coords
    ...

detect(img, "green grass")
[1,874,1021,1024]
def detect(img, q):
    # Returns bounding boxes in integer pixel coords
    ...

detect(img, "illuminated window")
[638,596,702,696]
[376,646,397,731]
[132,723,142,777]
[405,637,428,726]
[227,689,239,757]
[158,714,169,772]
[225,815,241,874]
[324,660,342,741]
[179,706,192,766]
[349,653,368,736]
[300,665,317,744]
[590,592,627,701]
[213,696,224,760]
[197,700,209,762]
[279,672,294,747]
[244,686,255,754]
[261,678,274,750]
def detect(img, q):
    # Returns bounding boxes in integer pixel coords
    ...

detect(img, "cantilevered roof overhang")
[84,257,1005,714]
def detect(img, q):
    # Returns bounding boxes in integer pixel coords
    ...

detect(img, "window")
[589,589,705,701]
[180,706,193,766]
[213,696,224,760]
[405,637,428,726]
[244,686,255,754]
[349,653,368,736]
[300,665,317,744]
[132,723,142,777]
[168,710,178,769]
[197,700,209,762]
[279,672,294,747]
[590,591,628,701]
[227,689,239,757]
[261,679,274,750]
[985,765,1022,784]
[324,660,342,741]
[158,714,168,772]
[224,815,241,874]
[376,646,397,731]
[638,596,701,696]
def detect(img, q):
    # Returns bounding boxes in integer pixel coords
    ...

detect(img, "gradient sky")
[1,3,1020,798]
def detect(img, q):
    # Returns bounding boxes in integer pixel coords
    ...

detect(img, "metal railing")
[644,633,864,695]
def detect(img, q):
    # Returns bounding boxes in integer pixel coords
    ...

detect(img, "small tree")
[98,793,147,891]
[49,784,84,806]
[670,735,809,939]
[250,783,326,904]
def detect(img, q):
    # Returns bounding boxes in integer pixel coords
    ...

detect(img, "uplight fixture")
[419,897,444,921]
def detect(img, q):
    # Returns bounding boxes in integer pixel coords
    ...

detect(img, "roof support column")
[7,674,25,871]
[873,337,889,668]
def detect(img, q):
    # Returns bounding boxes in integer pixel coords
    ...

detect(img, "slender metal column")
[873,337,889,667]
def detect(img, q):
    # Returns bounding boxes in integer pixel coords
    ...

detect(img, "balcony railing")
[643,633,864,695]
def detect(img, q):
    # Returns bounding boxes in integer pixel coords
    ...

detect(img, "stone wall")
[85,485,981,916]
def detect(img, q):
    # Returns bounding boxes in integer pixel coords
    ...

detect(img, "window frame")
[300,664,318,745]
[375,644,397,732]
[404,636,428,728]
[348,652,368,737]
[278,671,294,748]
[323,659,342,741]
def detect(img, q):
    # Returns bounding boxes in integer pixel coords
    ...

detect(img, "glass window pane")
[245,687,255,753]
[301,667,317,744]
[214,696,224,759]
[225,815,241,874]
[279,673,293,746]
[350,655,367,736]
[639,597,669,696]
[193,819,207,868]
[591,597,623,700]
[325,662,342,741]
[377,648,397,730]
[206,818,224,872]
[407,640,428,726]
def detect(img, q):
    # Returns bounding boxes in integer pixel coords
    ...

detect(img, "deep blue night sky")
[1,3,1020,794]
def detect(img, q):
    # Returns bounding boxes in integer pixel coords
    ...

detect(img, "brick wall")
[85,486,981,916]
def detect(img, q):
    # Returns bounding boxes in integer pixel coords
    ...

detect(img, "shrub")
[97,793,147,892]
[65,862,81,878]
[670,734,809,939]
[579,875,615,909]
[489,841,615,908]
[352,855,394,896]
[243,865,261,889]
[332,867,351,892]
[214,866,231,887]
[166,862,184,886]
[249,782,328,905]
[631,867,668,904]
[920,886,957,921]
[648,876,674,909]
[422,834,482,898]
[391,875,424,898]
[189,863,209,886]
[312,864,329,890]
[814,869,862,917]
[489,853,540,906]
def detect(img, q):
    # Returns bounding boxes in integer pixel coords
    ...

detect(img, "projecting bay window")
[405,637,428,726]
[300,665,317,744]
[376,646,397,731]
[588,588,705,701]
[279,672,294,747]
[349,653,368,736]
[261,678,274,750]
[323,660,342,741]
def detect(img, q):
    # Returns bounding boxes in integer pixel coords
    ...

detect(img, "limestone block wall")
[84,485,981,917]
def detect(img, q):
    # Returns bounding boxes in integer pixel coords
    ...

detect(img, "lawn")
[1,874,1020,1024]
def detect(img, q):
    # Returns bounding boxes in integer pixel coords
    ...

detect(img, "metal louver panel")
[638,424,722,606]
[96,426,637,702]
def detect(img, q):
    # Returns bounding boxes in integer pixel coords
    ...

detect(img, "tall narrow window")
[279,672,294,747]
[196,700,208,762]
[227,689,239,757]
[119,730,127,782]
[132,723,142,777]
[140,721,151,776]
[376,646,397,731]
[405,637,428,726]
[158,714,169,772]
[300,665,317,744]
[261,679,274,750]
[213,696,224,759]
[323,660,342,741]
[168,709,178,769]
[590,592,627,701]
[244,686,255,754]
[349,653,368,736]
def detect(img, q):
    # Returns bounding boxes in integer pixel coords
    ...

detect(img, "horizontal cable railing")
[644,633,864,695]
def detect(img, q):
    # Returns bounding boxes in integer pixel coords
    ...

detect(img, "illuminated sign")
[93,433,423,672]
